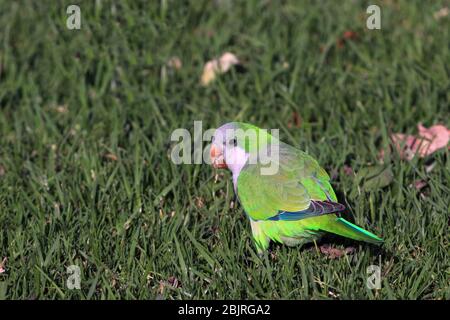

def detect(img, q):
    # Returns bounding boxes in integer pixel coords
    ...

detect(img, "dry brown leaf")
[337,30,358,49]
[201,52,240,86]
[410,179,430,199]
[104,153,118,161]
[158,280,165,295]
[56,105,68,114]
[157,276,181,297]
[343,30,358,40]
[167,276,181,288]
[434,7,449,20]
[270,251,278,261]
[336,39,345,49]
[167,56,182,70]
[287,111,302,128]
[417,124,450,155]
[384,123,450,161]
[390,133,421,161]
[0,257,7,274]
[320,245,355,259]
[413,179,427,191]
[194,196,205,209]
[343,164,354,176]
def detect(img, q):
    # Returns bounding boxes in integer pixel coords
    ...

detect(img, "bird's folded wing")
[236,145,341,221]
[268,200,345,221]
[237,165,310,220]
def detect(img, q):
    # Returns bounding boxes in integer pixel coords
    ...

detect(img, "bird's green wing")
[237,143,339,221]
[237,142,383,245]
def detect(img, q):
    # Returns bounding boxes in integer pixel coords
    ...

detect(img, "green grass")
[0,0,449,299]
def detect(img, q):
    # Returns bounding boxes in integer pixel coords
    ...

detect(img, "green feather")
[333,218,383,244]
[228,122,383,252]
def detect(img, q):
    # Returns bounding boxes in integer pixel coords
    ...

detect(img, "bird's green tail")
[324,217,383,244]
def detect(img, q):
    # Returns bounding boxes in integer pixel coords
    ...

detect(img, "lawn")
[0,0,448,299]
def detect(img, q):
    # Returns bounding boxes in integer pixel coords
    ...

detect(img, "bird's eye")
[211,136,215,143]
[229,137,237,147]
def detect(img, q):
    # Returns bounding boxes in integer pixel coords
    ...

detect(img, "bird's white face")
[210,127,249,174]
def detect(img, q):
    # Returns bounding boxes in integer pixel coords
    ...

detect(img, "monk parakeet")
[210,122,383,253]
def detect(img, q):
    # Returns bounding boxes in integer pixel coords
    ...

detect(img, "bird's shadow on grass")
[267,226,392,261]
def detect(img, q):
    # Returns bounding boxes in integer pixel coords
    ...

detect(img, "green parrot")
[210,122,383,253]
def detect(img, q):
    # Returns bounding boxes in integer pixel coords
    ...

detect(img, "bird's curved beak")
[210,144,227,169]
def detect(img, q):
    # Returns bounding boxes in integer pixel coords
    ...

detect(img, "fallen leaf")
[417,123,450,155]
[320,245,355,259]
[270,251,278,261]
[201,52,240,86]
[157,276,181,297]
[390,133,418,161]
[194,196,205,209]
[336,38,345,49]
[56,105,68,114]
[208,225,220,236]
[413,180,427,191]
[287,111,302,128]
[434,7,449,20]
[343,30,358,40]
[158,280,165,295]
[389,123,450,160]
[343,164,354,176]
[0,257,7,274]
[410,179,430,199]
[337,30,358,49]
[167,56,182,70]
[167,276,181,288]
[104,153,118,161]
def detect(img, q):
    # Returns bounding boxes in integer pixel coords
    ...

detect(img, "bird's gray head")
[210,122,276,176]
[210,122,247,174]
